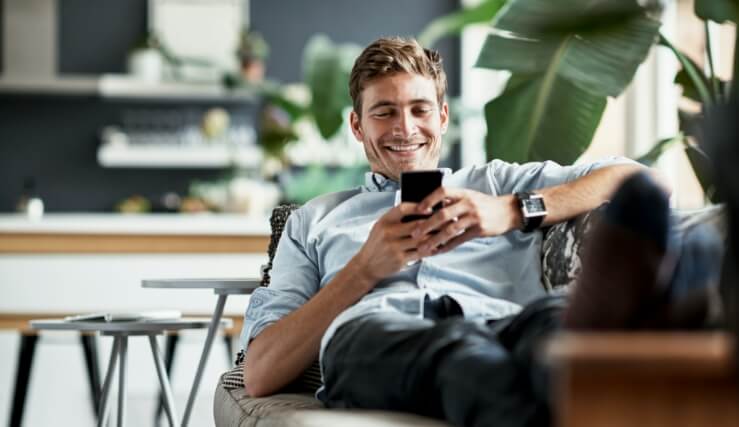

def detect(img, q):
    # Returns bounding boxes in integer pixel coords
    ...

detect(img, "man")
[240,37,674,426]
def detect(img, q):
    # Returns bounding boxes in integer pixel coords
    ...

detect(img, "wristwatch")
[514,191,547,232]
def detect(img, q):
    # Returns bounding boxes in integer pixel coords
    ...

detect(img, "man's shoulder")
[294,187,363,223]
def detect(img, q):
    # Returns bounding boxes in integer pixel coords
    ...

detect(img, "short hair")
[349,37,447,115]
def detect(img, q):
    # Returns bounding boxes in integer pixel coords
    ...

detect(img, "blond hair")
[349,37,447,115]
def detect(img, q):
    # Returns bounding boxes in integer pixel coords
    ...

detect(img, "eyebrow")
[367,98,434,112]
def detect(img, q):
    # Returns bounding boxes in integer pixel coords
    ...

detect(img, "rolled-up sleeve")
[239,209,320,352]
[489,156,638,195]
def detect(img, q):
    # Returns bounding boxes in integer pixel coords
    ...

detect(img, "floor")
[0,329,235,426]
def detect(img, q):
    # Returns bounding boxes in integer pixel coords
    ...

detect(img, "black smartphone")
[400,169,444,223]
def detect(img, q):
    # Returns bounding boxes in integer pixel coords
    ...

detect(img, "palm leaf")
[477,0,661,97]
[635,134,685,166]
[695,0,738,24]
[484,73,606,163]
[684,140,719,203]
[418,0,508,47]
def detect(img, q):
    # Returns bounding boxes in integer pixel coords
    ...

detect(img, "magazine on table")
[63,310,182,323]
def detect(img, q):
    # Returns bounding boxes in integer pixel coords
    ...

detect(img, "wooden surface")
[548,332,738,427]
[0,233,269,254]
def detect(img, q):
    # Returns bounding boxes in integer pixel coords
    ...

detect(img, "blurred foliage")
[280,164,368,204]
[303,35,362,139]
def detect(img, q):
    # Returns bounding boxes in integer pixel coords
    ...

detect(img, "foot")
[564,171,674,330]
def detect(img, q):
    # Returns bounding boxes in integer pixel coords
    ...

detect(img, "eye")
[373,110,394,118]
[413,107,432,116]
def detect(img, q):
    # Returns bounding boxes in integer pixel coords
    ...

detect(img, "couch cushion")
[214,375,451,427]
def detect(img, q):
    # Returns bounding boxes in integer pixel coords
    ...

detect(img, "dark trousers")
[319,295,566,427]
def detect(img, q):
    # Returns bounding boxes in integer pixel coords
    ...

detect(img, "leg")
[117,337,128,427]
[80,333,102,418]
[182,294,227,427]
[565,171,724,330]
[154,333,179,426]
[320,311,551,427]
[564,171,673,329]
[9,332,38,427]
[148,335,179,427]
[98,336,121,427]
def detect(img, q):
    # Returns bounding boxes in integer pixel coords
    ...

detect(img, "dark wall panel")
[0,96,227,212]
[251,0,461,96]
[58,0,148,74]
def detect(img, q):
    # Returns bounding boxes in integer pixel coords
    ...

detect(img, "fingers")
[417,215,479,255]
[412,202,470,238]
[384,202,422,223]
[417,187,463,214]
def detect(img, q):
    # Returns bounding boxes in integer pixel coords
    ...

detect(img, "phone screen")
[400,170,443,223]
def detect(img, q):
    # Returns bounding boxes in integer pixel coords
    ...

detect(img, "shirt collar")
[362,169,453,193]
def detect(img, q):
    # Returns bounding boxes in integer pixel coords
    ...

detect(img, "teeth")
[387,144,422,152]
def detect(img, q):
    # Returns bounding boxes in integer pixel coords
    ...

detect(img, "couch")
[213,204,727,427]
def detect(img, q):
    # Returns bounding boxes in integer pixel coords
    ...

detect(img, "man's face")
[350,72,449,181]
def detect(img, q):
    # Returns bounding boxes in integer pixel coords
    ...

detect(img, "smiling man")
[239,37,666,427]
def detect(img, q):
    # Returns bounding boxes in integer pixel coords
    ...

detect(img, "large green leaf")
[658,34,715,105]
[684,140,719,202]
[484,73,606,163]
[695,0,738,24]
[417,0,508,47]
[302,35,361,139]
[635,134,685,166]
[477,0,661,97]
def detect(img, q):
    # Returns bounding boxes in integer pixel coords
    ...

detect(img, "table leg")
[117,337,128,427]
[97,336,121,427]
[148,335,179,427]
[9,332,38,427]
[181,294,227,427]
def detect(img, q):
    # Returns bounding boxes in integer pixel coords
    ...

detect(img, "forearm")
[244,258,374,397]
[537,163,659,226]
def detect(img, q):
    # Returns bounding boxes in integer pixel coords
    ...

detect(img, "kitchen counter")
[0,213,271,253]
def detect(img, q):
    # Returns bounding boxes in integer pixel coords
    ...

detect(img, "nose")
[393,109,417,138]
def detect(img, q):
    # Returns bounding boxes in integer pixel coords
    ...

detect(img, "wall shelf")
[97,143,262,168]
[0,74,258,102]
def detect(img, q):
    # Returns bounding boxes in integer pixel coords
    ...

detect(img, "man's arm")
[413,164,668,256]
[244,203,425,397]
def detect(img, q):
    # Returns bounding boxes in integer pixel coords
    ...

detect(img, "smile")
[385,144,424,152]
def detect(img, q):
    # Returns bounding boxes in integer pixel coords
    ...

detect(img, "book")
[64,310,182,323]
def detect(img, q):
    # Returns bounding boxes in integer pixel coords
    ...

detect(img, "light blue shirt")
[240,157,635,369]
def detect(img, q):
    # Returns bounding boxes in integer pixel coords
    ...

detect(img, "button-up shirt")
[240,157,634,373]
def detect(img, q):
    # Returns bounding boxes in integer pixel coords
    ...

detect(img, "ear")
[439,102,450,135]
[350,110,364,142]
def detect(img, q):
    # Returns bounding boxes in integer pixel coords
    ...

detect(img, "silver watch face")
[522,196,546,216]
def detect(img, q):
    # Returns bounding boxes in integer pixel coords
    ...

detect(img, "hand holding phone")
[400,170,443,223]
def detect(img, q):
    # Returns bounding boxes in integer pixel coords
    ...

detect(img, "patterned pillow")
[541,207,604,293]
[260,203,301,287]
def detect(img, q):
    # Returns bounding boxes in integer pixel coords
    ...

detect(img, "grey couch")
[213,204,727,427]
